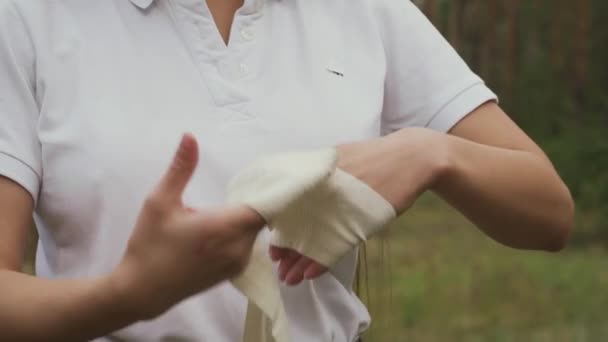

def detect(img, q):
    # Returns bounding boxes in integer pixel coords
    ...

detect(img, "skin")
[207,0,241,45]
[272,102,574,285]
[0,134,267,341]
[0,1,574,340]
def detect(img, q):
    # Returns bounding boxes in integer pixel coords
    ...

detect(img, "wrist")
[388,127,453,193]
[106,260,151,322]
[414,129,453,191]
[429,133,460,192]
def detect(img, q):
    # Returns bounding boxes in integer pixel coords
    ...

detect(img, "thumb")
[157,133,199,201]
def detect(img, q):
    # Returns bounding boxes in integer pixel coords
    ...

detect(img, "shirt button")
[240,28,255,41]
[238,63,249,76]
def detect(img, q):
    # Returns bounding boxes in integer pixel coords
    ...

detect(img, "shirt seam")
[0,150,41,180]
[423,80,486,128]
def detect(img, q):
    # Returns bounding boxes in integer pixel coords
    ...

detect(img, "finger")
[278,250,300,282]
[213,206,266,235]
[156,133,199,202]
[285,256,314,286]
[184,206,265,242]
[269,246,289,262]
[231,206,266,228]
[304,262,329,280]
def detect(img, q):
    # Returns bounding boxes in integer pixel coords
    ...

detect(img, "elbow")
[542,188,575,252]
[543,228,571,252]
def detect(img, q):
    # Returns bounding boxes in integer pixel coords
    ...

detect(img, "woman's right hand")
[111,133,266,320]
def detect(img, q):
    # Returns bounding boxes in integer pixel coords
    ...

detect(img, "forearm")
[432,134,574,251]
[0,269,140,341]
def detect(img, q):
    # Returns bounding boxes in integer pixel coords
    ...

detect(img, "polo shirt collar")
[130,0,155,10]
[129,0,265,12]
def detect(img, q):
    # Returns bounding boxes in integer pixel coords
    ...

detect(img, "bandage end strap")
[227,149,338,342]
[226,148,397,342]
[270,168,396,266]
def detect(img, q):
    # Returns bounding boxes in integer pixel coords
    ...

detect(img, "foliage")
[419,0,608,241]
[359,2,608,340]
[362,194,608,341]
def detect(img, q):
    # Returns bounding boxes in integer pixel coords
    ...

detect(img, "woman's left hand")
[270,127,449,285]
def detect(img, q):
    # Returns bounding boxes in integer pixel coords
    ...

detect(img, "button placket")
[240,27,255,42]
[167,0,263,115]
[238,63,249,77]
[216,59,250,81]
[216,20,259,82]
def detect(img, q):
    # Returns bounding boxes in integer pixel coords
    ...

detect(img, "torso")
[2,1,497,337]
[3,0,498,340]
[20,0,387,340]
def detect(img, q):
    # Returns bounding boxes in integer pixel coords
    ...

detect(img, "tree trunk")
[480,0,499,83]
[550,0,569,74]
[503,0,520,97]
[423,0,440,26]
[448,0,466,52]
[573,0,591,110]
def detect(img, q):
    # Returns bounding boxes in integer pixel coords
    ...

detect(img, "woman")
[0,0,574,341]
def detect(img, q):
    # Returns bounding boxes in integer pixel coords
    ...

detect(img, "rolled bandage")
[227,148,397,342]
[228,149,338,342]
[227,149,338,220]
[269,168,396,267]
[232,235,288,342]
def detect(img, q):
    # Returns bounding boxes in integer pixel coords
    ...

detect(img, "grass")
[22,194,607,341]
[360,193,608,341]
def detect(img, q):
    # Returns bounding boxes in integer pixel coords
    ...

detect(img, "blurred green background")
[361,0,608,341]
[23,0,608,341]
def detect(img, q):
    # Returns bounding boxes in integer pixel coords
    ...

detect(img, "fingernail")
[286,278,300,286]
[180,133,194,151]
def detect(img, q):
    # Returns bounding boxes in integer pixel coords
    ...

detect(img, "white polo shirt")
[0,0,497,341]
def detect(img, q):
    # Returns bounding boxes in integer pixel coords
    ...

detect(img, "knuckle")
[225,248,250,274]
[144,193,166,214]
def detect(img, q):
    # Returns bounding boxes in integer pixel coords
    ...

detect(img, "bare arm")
[0,176,139,342]
[333,102,574,252]
[0,135,265,341]
[271,102,576,286]
[433,102,574,251]
[0,271,135,342]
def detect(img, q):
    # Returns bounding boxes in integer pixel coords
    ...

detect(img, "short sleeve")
[0,1,41,202]
[376,0,498,134]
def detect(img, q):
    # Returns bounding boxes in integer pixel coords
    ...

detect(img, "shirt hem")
[0,151,40,204]
[425,82,498,133]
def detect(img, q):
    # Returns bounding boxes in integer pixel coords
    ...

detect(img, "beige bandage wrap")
[227,148,397,342]
[269,168,396,266]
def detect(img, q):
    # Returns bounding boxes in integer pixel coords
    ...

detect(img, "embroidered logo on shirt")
[326,68,344,77]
